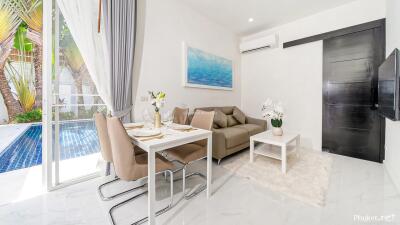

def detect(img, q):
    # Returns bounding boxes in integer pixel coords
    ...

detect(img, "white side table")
[250,130,300,174]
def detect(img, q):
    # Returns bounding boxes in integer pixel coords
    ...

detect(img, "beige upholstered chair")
[95,113,145,201]
[165,110,214,199]
[106,116,177,225]
[173,107,189,125]
[95,113,113,175]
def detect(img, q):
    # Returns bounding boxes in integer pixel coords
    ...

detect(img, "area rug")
[221,148,333,207]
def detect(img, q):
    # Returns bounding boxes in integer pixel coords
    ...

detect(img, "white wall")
[241,0,386,151]
[133,0,241,119]
[384,0,400,191]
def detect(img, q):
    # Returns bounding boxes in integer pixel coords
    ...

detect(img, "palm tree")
[62,41,87,115]
[0,1,23,120]
[10,0,42,108]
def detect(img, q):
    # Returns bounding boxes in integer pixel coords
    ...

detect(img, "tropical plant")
[0,0,20,44]
[0,0,23,120]
[13,22,33,52]
[14,108,41,123]
[6,60,36,112]
[9,0,43,108]
[5,23,36,113]
[10,0,42,33]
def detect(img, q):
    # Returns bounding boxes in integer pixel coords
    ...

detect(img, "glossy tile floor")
[1,152,399,225]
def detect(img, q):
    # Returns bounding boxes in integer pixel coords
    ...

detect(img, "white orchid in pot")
[149,91,166,128]
[262,98,284,136]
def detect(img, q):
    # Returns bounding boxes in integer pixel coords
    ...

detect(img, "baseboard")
[384,160,400,193]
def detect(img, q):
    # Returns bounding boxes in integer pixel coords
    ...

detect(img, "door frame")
[283,19,386,49]
[42,0,101,191]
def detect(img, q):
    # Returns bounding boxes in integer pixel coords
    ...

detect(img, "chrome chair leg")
[133,170,175,225]
[109,190,148,225]
[171,157,208,200]
[106,162,111,176]
[98,177,146,201]
[109,170,177,225]
[184,172,206,199]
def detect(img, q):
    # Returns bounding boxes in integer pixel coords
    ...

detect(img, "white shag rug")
[222,148,333,207]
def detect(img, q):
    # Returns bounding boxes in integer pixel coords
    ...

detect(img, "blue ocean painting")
[187,47,233,89]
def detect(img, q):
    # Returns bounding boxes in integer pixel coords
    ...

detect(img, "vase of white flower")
[154,111,161,128]
[262,98,284,136]
[149,91,166,128]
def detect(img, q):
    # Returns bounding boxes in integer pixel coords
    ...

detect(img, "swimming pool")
[0,120,100,174]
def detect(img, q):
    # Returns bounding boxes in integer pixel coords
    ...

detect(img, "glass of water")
[142,108,153,128]
[162,110,173,127]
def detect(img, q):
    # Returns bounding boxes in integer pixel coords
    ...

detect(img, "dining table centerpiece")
[262,98,284,136]
[149,91,166,128]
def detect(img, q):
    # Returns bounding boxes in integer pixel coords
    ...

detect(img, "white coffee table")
[250,130,300,174]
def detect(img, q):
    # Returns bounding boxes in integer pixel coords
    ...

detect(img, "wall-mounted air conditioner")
[240,34,278,54]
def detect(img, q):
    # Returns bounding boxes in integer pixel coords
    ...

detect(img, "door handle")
[368,62,378,110]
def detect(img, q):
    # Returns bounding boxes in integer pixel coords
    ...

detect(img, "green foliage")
[271,119,283,128]
[13,23,33,52]
[56,107,107,121]
[14,108,42,123]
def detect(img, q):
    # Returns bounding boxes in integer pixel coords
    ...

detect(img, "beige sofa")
[190,106,267,164]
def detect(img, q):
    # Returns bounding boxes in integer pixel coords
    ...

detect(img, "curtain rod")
[97,0,102,33]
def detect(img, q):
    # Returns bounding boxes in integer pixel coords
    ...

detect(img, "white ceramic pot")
[272,127,283,136]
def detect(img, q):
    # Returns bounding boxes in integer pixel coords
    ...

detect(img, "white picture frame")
[182,42,233,91]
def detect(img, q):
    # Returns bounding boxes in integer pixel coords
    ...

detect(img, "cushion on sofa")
[214,127,249,148]
[233,107,246,124]
[213,109,227,128]
[234,124,264,136]
[227,115,239,127]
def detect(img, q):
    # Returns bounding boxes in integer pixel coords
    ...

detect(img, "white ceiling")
[179,0,357,36]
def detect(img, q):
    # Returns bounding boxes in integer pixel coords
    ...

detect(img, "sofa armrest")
[246,116,267,131]
[211,129,226,159]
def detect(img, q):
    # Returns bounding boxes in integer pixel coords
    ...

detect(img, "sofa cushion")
[212,123,220,129]
[195,107,234,115]
[214,109,227,128]
[214,127,249,148]
[233,107,246,124]
[227,115,239,127]
[234,124,264,136]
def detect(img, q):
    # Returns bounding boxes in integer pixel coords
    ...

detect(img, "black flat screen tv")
[378,48,400,121]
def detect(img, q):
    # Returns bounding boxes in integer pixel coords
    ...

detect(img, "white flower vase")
[272,127,283,136]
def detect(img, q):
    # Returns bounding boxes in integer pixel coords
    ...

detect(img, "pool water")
[0,121,100,174]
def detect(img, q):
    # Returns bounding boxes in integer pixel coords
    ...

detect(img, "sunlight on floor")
[0,153,102,206]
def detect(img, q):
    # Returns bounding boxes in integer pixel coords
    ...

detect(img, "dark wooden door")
[323,28,385,162]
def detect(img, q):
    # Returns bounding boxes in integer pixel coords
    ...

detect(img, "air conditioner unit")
[240,34,278,54]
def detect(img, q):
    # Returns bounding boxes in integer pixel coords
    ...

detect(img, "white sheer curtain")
[56,0,112,111]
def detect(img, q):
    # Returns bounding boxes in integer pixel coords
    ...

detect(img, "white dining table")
[126,125,213,225]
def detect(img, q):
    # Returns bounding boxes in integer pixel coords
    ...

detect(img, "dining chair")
[165,110,214,199]
[94,113,146,201]
[106,116,179,225]
[172,107,189,125]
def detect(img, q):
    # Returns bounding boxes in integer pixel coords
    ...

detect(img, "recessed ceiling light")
[248,18,254,23]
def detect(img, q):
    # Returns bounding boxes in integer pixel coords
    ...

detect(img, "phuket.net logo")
[353,214,396,223]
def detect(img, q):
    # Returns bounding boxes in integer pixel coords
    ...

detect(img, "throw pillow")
[213,123,220,129]
[233,107,246,124]
[213,109,228,128]
[227,115,239,127]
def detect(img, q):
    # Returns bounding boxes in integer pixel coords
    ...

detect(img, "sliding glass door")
[43,0,105,190]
